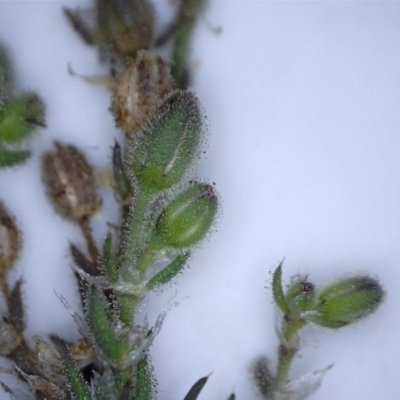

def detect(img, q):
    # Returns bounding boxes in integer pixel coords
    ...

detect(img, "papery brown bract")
[41,141,102,221]
[111,50,173,135]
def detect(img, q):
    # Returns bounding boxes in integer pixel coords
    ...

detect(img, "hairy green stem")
[171,0,205,89]
[275,317,306,391]
[120,188,153,277]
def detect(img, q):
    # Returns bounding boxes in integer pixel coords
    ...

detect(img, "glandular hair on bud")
[0,202,20,275]
[286,276,316,315]
[311,275,384,328]
[111,50,173,135]
[41,141,102,221]
[130,91,205,191]
[155,182,219,249]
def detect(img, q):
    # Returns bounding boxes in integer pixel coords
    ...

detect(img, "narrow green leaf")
[112,141,132,201]
[272,261,290,315]
[87,286,128,366]
[103,233,119,283]
[58,339,92,400]
[133,355,156,400]
[183,375,209,400]
[146,252,190,291]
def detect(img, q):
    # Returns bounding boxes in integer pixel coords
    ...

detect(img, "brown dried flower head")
[0,202,20,275]
[111,50,173,135]
[42,141,102,221]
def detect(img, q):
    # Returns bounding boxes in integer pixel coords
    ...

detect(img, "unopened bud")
[0,202,20,275]
[0,93,45,144]
[311,276,384,328]
[42,141,102,221]
[155,182,219,249]
[96,0,155,58]
[112,50,173,135]
[130,91,205,191]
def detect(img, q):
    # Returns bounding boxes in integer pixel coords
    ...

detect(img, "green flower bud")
[155,182,218,249]
[130,91,205,191]
[311,276,384,328]
[0,93,45,144]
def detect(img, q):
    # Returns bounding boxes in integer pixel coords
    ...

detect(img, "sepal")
[145,251,190,290]
[86,285,128,366]
[272,262,290,315]
[183,374,210,400]
[58,339,93,400]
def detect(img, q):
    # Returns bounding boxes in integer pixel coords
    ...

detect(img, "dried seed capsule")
[41,141,102,221]
[130,91,205,191]
[0,202,20,275]
[310,276,384,328]
[96,0,155,58]
[155,182,219,249]
[0,320,22,356]
[111,50,173,135]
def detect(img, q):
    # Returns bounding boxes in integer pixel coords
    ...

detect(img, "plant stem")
[120,187,153,278]
[171,0,205,89]
[274,317,306,391]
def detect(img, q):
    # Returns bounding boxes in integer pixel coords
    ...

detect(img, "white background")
[0,1,400,399]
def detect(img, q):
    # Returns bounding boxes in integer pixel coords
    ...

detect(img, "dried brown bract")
[0,202,20,276]
[111,50,173,135]
[41,141,102,222]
